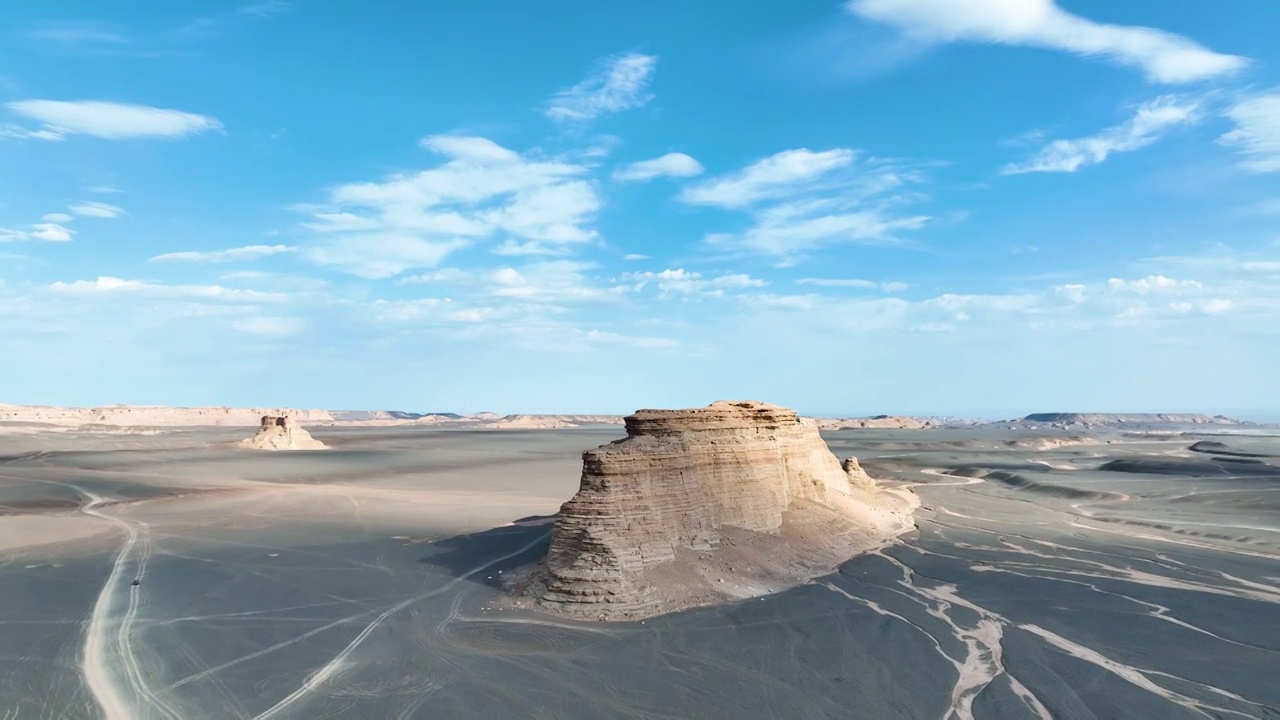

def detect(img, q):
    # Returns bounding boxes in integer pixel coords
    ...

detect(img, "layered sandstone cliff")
[535,401,917,618]
[237,416,328,450]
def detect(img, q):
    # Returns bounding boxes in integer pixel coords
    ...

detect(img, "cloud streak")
[149,245,297,264]
[847,0,1248,84]
[1003,96,1201,174]
[69,201,128,218]
[5,100,222,140]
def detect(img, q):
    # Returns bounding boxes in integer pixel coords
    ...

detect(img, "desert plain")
[1,413,1277,719]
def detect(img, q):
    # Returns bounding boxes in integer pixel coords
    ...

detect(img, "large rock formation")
[237,416,327,451]
[535,401,917,618]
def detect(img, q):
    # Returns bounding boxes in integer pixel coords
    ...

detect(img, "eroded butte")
[520,400,918,619]
[237,415,328,451]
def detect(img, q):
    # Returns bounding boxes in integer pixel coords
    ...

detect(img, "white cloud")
[613,152,704,182]
[5,100,222,140]
[1220,92,1280,173]
[622,253,650,261]
[149,244,296,263]
[0,125,65,141]
[796,277,910,292]
[488,261,623,304]
[1106,275,1202,294]
[231,316,302,336]
[680,147,930,257]
[308,235,466,280]
[916,322,956,333]
[847,0,1247,84]
[1003,96,1201,175]
[420,135,520,163]
[1202,298,1234,314]
[1,222,75,243]
[922,293,1038,313]
[491,239,567,256]
[30,223,75,242]
[301,135,600,278]
[577,329,679,350]
[86,184,123,194]
[622,268,766,297]
[800,278,878,289]
[396,260,622,304]
[69,201,127,218]
[48,276,285,302]
[42,213,74,223]
[545,53,657,122]
[681,149,857,208]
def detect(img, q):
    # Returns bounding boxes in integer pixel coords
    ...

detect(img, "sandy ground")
[0,425,1277,719]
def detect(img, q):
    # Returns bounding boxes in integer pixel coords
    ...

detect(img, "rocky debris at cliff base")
[237,416,327,451]
[511,400,918,620]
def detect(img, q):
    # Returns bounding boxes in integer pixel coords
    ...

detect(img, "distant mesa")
[524,400,917,620]
[237,416,327,451]
[816,415,965,430]
[480,414,624,430]
[1022,413,1243,428]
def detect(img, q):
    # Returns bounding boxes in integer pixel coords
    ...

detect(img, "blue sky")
[2,0,1278,417]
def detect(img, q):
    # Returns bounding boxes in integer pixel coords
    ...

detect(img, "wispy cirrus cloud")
[4,100,222,140]
[797,278,910,292]
[613,153,704,182]
[680,147,930,258]
[0,223,75,243]
[1003,95,1203,175]
[545,53,657,122]
[1220,91,1280,173]
[178,1,293,39]
[149,244,296,264]
[28,23,129,46]
[847,0,1248,84]
[69,201,128,218]
[48,276,286,303]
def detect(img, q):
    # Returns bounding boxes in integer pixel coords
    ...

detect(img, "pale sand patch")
[0,514,114,553]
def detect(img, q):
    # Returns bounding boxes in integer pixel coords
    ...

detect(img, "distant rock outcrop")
[533,401,917,619]
[237,416,327,451]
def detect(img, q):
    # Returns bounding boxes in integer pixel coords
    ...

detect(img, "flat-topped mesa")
[237,415,328,451]
[1022,413,1242,426]
[539,400,917,618]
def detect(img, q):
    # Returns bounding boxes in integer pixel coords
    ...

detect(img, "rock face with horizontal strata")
[539,400,916,617]
[237,416,328,451]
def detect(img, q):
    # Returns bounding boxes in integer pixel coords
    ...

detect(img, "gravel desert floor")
[1,424,1277,719]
